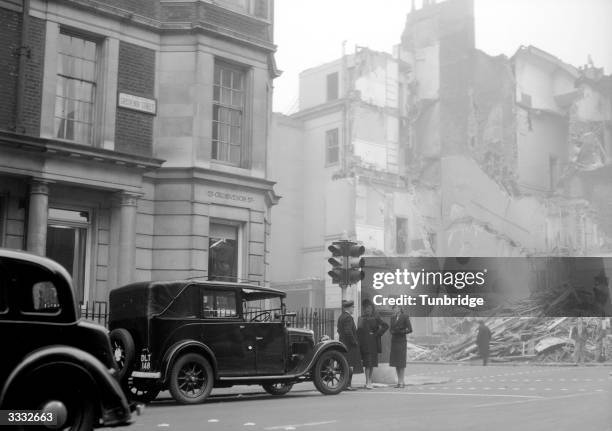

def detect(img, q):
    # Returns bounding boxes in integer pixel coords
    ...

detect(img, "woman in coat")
[357,299,388,389]
[389,304,412,388]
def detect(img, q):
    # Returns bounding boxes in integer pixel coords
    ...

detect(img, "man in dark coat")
[337,300,362,391]
[476,320,492,366]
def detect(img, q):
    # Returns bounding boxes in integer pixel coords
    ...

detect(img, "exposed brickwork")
[159,2,197,21]
[22,16,45,135]
[115,41,155,156]
[81,0,160,19]
[201,3,269,41]
[0,7,20,131]
[0,9,44,135]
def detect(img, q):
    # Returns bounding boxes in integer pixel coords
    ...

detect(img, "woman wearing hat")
[337,300,362,390]
[357,298,388,389]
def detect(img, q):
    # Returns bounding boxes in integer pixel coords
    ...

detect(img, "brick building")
[0,0,279,307]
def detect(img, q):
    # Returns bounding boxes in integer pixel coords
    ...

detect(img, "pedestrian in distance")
[476,320,491,366]
[571,318,588,364]
[357,298,389,389]
[337,300,362,391]
[389,303,412,388]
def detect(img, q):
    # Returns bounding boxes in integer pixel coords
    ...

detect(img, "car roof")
[114,279,286,298]
[0,248,73,282]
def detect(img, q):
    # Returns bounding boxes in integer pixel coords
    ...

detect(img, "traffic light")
[347,244,365,284]
[327,241,365,287]
[327,243,347,285]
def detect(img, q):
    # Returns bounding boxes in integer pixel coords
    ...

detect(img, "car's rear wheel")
[312,350,349,395]
[168,353,213,404]
[262,382,293,396]
[109,328,135,381]
[124,376,161,404]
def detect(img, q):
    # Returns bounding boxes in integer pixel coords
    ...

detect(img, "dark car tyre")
[262,382,293,396]
[312,350,349,395]
[169,353,214,404]
[109,328,136,381]
[124,376,162,404]
[10,368,96,431]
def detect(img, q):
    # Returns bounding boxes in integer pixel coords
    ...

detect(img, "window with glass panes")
[213,63,245,165]
[326,128,339,165]
[55,32,97,144]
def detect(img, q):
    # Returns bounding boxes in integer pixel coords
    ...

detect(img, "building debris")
[407,316,610,363]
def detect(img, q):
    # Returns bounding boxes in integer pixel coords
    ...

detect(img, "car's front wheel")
[10,367,96,431]
[262,382,293,396]
[312,350,349,395]
[168,353,214,404]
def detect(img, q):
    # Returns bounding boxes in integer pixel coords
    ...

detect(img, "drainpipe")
[15,0,31,134]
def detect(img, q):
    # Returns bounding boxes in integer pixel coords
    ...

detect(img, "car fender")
[0,345,130,426]
[291,340,348,376]
[311,340,348,361]
[161,340,218,383]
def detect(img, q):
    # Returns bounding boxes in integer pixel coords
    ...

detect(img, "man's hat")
[342,300,354,308]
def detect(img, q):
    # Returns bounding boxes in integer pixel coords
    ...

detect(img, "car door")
[241,292,286,375]
[199,287,256,376]
[244,322,287,375]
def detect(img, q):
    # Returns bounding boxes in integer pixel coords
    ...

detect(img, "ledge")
[0,130,165,170]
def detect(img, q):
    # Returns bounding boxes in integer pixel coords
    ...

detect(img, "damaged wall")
[468,51,517,193]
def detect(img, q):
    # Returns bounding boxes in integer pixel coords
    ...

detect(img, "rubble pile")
[407,317,609,362]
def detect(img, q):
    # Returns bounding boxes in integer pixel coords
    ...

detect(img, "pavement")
[103,364,611,431]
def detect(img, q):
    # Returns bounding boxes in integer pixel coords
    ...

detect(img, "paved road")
[106,365,611,431]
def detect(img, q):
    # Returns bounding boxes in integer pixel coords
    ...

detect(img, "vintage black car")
[109,280,349,404]
[0,249,133,430]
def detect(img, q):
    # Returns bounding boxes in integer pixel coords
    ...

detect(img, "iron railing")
[76,301,336,342]
[288,307,336,341]
[79,301,109,327]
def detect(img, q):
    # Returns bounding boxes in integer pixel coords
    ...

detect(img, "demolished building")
[269,0,612,330]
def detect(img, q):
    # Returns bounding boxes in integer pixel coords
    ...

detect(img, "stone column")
[117,192,139,286]
[26,179,50,256]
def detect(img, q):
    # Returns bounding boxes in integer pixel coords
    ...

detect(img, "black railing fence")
[288,307,336,341]
[76,301,336,343]
[79,301,109,327]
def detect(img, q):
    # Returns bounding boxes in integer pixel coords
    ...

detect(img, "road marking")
[264,421,338,430]
[208,419,219,423]
[157,425,170,428]
[351,391,541,398]
[472,391,602,408]
[244,423,256,427]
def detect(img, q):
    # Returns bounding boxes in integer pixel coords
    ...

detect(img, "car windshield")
[242,289,283,321]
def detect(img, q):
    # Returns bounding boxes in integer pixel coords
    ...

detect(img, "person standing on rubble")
[476,320,492,366]
[571,318,588,364]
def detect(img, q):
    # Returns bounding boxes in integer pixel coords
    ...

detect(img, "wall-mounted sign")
[118,92,157,115]
[207,190,254,203]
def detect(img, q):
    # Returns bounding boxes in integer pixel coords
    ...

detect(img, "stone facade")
[0,0,278,307]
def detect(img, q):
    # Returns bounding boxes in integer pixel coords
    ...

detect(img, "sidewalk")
[403,360,612,367]
[352,372,450,388]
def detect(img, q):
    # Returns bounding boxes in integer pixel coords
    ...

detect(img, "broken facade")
[270,0,612,326]
[399,0,612,258]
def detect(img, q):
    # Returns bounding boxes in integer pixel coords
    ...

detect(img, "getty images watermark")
[371,268,488,308]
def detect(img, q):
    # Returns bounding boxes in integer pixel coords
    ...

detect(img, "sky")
[272,0,612,114]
